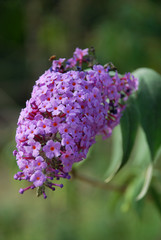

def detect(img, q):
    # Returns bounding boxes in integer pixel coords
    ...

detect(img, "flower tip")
[43,192,47,199]
[14,174,18,180]
[13,150,17,156]
[66,175,71,180]
[19,188,24,194]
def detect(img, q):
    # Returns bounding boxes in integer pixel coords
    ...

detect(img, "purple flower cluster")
[14,48,138,198]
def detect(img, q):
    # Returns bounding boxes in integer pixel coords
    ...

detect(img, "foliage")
[102,68,161,211]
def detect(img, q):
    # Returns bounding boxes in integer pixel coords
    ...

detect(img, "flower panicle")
[14,47,138,198]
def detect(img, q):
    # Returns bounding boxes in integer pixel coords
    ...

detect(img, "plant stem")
[71,169,126,193]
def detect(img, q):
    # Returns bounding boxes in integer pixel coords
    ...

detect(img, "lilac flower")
[107,85,119,100]
[60,147,74,172]
[58,123,73,136]
[17,159,30,171]
[74,48,89,60]
[66,115,80,129]
[61,135,75,149]
[50,117,61,133]
[93,64,104,74]
[37,118,52,134]
[52,58,65,71]
[26,139,41,157]
[32,156,47,170]
[26,123,36,139]
[50,99,65,116]
[30,170,46,187]
[14,47,138,198]
[43,140,61,159]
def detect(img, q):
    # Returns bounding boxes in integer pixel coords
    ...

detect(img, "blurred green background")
[0,0,161,239]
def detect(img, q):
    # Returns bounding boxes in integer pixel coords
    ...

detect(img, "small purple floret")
[30,170,46,187]
[19,188,24,194]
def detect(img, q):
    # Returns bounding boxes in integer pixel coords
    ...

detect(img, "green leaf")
[120,97,139,169]
[121,164,153,211]
[136,163,153,200]
[133,68,161,160]
[104,125,123,182]
[121,176,144,212]
[150,185,161,216]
